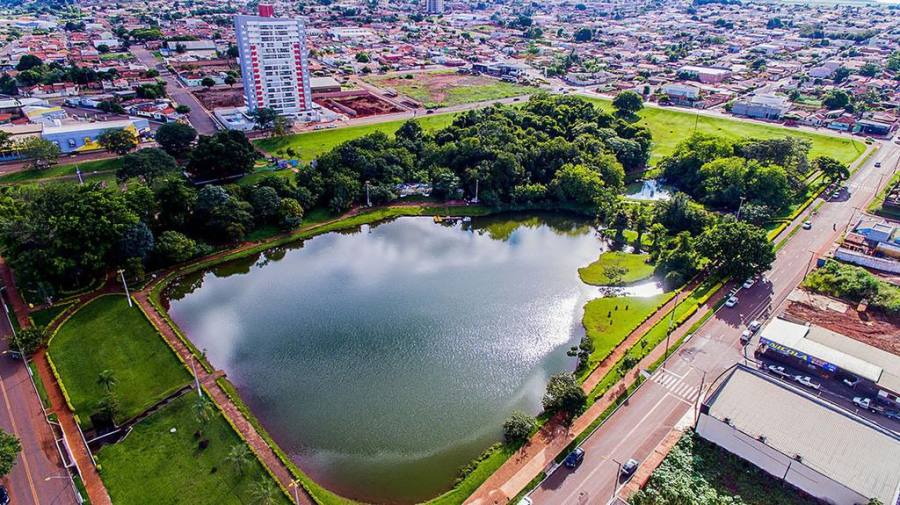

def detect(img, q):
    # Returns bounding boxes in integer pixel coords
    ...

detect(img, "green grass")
[29,303,70,328]
[256,97,864,174]
[99,52,132,61]
[48,295,191,427]
[95,393,291,505]
[578,252,654,286]
[581,293,673,376]
[0,158,122,185]
[583,97,865,166]
[424,444,517,505]
[27,361,50,409]
[364,70,536,108]
[254,113,457,160]
[632,432,820,505]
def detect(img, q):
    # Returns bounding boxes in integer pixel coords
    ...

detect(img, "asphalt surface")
[129,45,219,135]
[530,141,900,505]
[0,295,78,505]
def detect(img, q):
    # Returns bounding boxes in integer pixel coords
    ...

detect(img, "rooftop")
[706,366,900,505]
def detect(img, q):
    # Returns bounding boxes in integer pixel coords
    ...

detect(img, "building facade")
[426,0,445,14]
[234,5,314,117]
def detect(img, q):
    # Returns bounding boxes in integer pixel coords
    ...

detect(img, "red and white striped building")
[234,4,314,117]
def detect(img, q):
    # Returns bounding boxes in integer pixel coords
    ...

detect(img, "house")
[677,65,731,84]
[661,83,700,105]
[827,114,856,132]
[731,94,790,120]
[855,119,894,137]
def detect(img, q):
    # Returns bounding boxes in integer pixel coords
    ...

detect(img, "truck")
[853,397,886,414]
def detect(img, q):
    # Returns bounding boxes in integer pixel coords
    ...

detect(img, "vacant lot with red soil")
[194,87,244,110]
[364,70,536,108]
[786,294,899,354]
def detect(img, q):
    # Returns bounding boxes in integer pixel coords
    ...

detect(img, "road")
[129,45,218,135]
[530,141,900,505]
[0,292,78,505]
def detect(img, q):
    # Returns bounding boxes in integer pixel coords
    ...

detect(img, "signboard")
[760,338,838,373]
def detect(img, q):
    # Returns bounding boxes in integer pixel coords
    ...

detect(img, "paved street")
[529,141,899,505]
[0,293,78,505]
[129,45,219,135]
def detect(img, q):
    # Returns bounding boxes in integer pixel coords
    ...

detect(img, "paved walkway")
[464,277,732,505]
[132,289,316,505]
[1,258,111,505]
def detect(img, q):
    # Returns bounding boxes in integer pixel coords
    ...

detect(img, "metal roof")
[806,325,900,395]
[759,318,883,383]
[707,367,900,505]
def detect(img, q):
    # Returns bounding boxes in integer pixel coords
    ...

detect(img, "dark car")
[564,447,585,468]
[621,458,639,476]
[0,485,9,505]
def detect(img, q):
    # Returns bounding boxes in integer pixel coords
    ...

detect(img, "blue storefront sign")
[760,337,838,373]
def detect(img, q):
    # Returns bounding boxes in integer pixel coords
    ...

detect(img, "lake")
[166,213,605,503]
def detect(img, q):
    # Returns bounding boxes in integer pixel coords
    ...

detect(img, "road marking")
[651,369,700,403]
[0,372,40,505]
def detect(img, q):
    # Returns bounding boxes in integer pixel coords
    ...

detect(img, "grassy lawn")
[0,158,122,185]
[96,393,291,505]
[30,303,70,328]
[581,292,673,376]
[584,97,865,166]
[254,113,456,160]
[425,444,516,505]
[632,432,819,505]
[255,97,863,172]
[48,295,191,427]
[578,252,654,286]
[363,70,536,108]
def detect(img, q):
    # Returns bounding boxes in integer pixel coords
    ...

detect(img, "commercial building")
[234,4,315,118]
[731,94,790,120]
[756,317,900,408]
[676,65,731,84]
[426,0,445,14]
[0,118,149,159]
[697,365,900,505]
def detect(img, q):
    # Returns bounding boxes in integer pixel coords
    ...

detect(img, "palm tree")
[192,396,214,431]
[250,480,278,505]
[226,443,252,477]
[96,369,117,392]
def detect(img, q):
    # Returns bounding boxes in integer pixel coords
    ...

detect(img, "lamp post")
[736,196,746,221]
[117,269,132,307]
[288,480,301,505]
[611,459,623,503]
[365,180,371,207]
[663,290,681,369]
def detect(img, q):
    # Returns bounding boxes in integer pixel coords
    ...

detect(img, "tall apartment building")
[234,4,314,118]
[426,0,444,14]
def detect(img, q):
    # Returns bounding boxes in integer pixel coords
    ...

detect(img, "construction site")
[312,90,404,118]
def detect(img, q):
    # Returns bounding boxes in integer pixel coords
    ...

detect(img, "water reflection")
[597,280,664,298]
[166,213,601,503]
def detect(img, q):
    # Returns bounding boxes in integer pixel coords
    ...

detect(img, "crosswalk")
[650,369,700,403]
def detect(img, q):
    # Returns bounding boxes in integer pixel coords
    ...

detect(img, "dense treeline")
[295,94,652,213]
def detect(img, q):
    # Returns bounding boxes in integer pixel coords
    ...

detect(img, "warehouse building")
[697,365,900,505]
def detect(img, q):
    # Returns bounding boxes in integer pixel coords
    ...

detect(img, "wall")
[835,247,900,274]
[695,414,867,505]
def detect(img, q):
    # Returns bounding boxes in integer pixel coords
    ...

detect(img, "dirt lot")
[364,70,535,108]
[786,290,899,354]
[193,87,244,110]
[314,90,402,117]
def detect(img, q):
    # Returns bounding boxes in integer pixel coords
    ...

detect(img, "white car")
[748,320,762,333]
[740,330,752,345]
[802,221,812,230]
[742,278,755,289]
[793,375,820,390]
[767,365,791,379]
[725,296,738,308]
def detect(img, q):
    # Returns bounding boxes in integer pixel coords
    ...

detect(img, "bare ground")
[786,290,899,354]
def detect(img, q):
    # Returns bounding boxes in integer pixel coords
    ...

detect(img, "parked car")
[767,365,791,379]
[0,485,8,505]
[793,375,820,390]
[839,374,860,388]
[740,330,752,345]
[874,161,881,168]
[742,278,755,289]
[884,410,900,421]
[621,458,639,477]
[517,496,533,505]
[853,397,878,412]
[748,320,762,333]
[802,221,812,230]
[564,447,585,468]
[725,296,739,308]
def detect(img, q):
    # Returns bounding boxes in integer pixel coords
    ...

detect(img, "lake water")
[166,213,606,503]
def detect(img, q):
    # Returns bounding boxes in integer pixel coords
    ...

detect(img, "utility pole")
[611,459,623,504]
[190,356,203,399]
[736,196,746,221]
[663,291,680,369]
[694,370,706,426]
[117,269,132,307]
[365,180,371,207]
[289,480,301,505]
[76,167,84,185]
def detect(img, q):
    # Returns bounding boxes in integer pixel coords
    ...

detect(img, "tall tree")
[0,429,21,477]
[612,91,644,117]
[155,122,197,158]
[697,218,774,280]
[15,137,60,170]
[186,131,256,181]
[118,148,179,184]
[98,128,139,155]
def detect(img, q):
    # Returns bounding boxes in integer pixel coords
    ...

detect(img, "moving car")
[802,221,812,230]
[564,447,585,468]
[621,458,639,477]
[874,161,882,168]
[724,296,738,308]
[767,365,791,379]
[793,375,820,390]
[742,278,755,289]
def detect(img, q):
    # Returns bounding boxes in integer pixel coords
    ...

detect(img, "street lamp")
[288,480,301,505]
[736,196,746,221]
[611,459,623,503]
[365,180,371,207]
[117,269,132,307]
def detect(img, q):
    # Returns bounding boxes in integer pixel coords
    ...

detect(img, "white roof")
[759,318,883,383]
[707,367,900,505]
[43,119,137,135]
